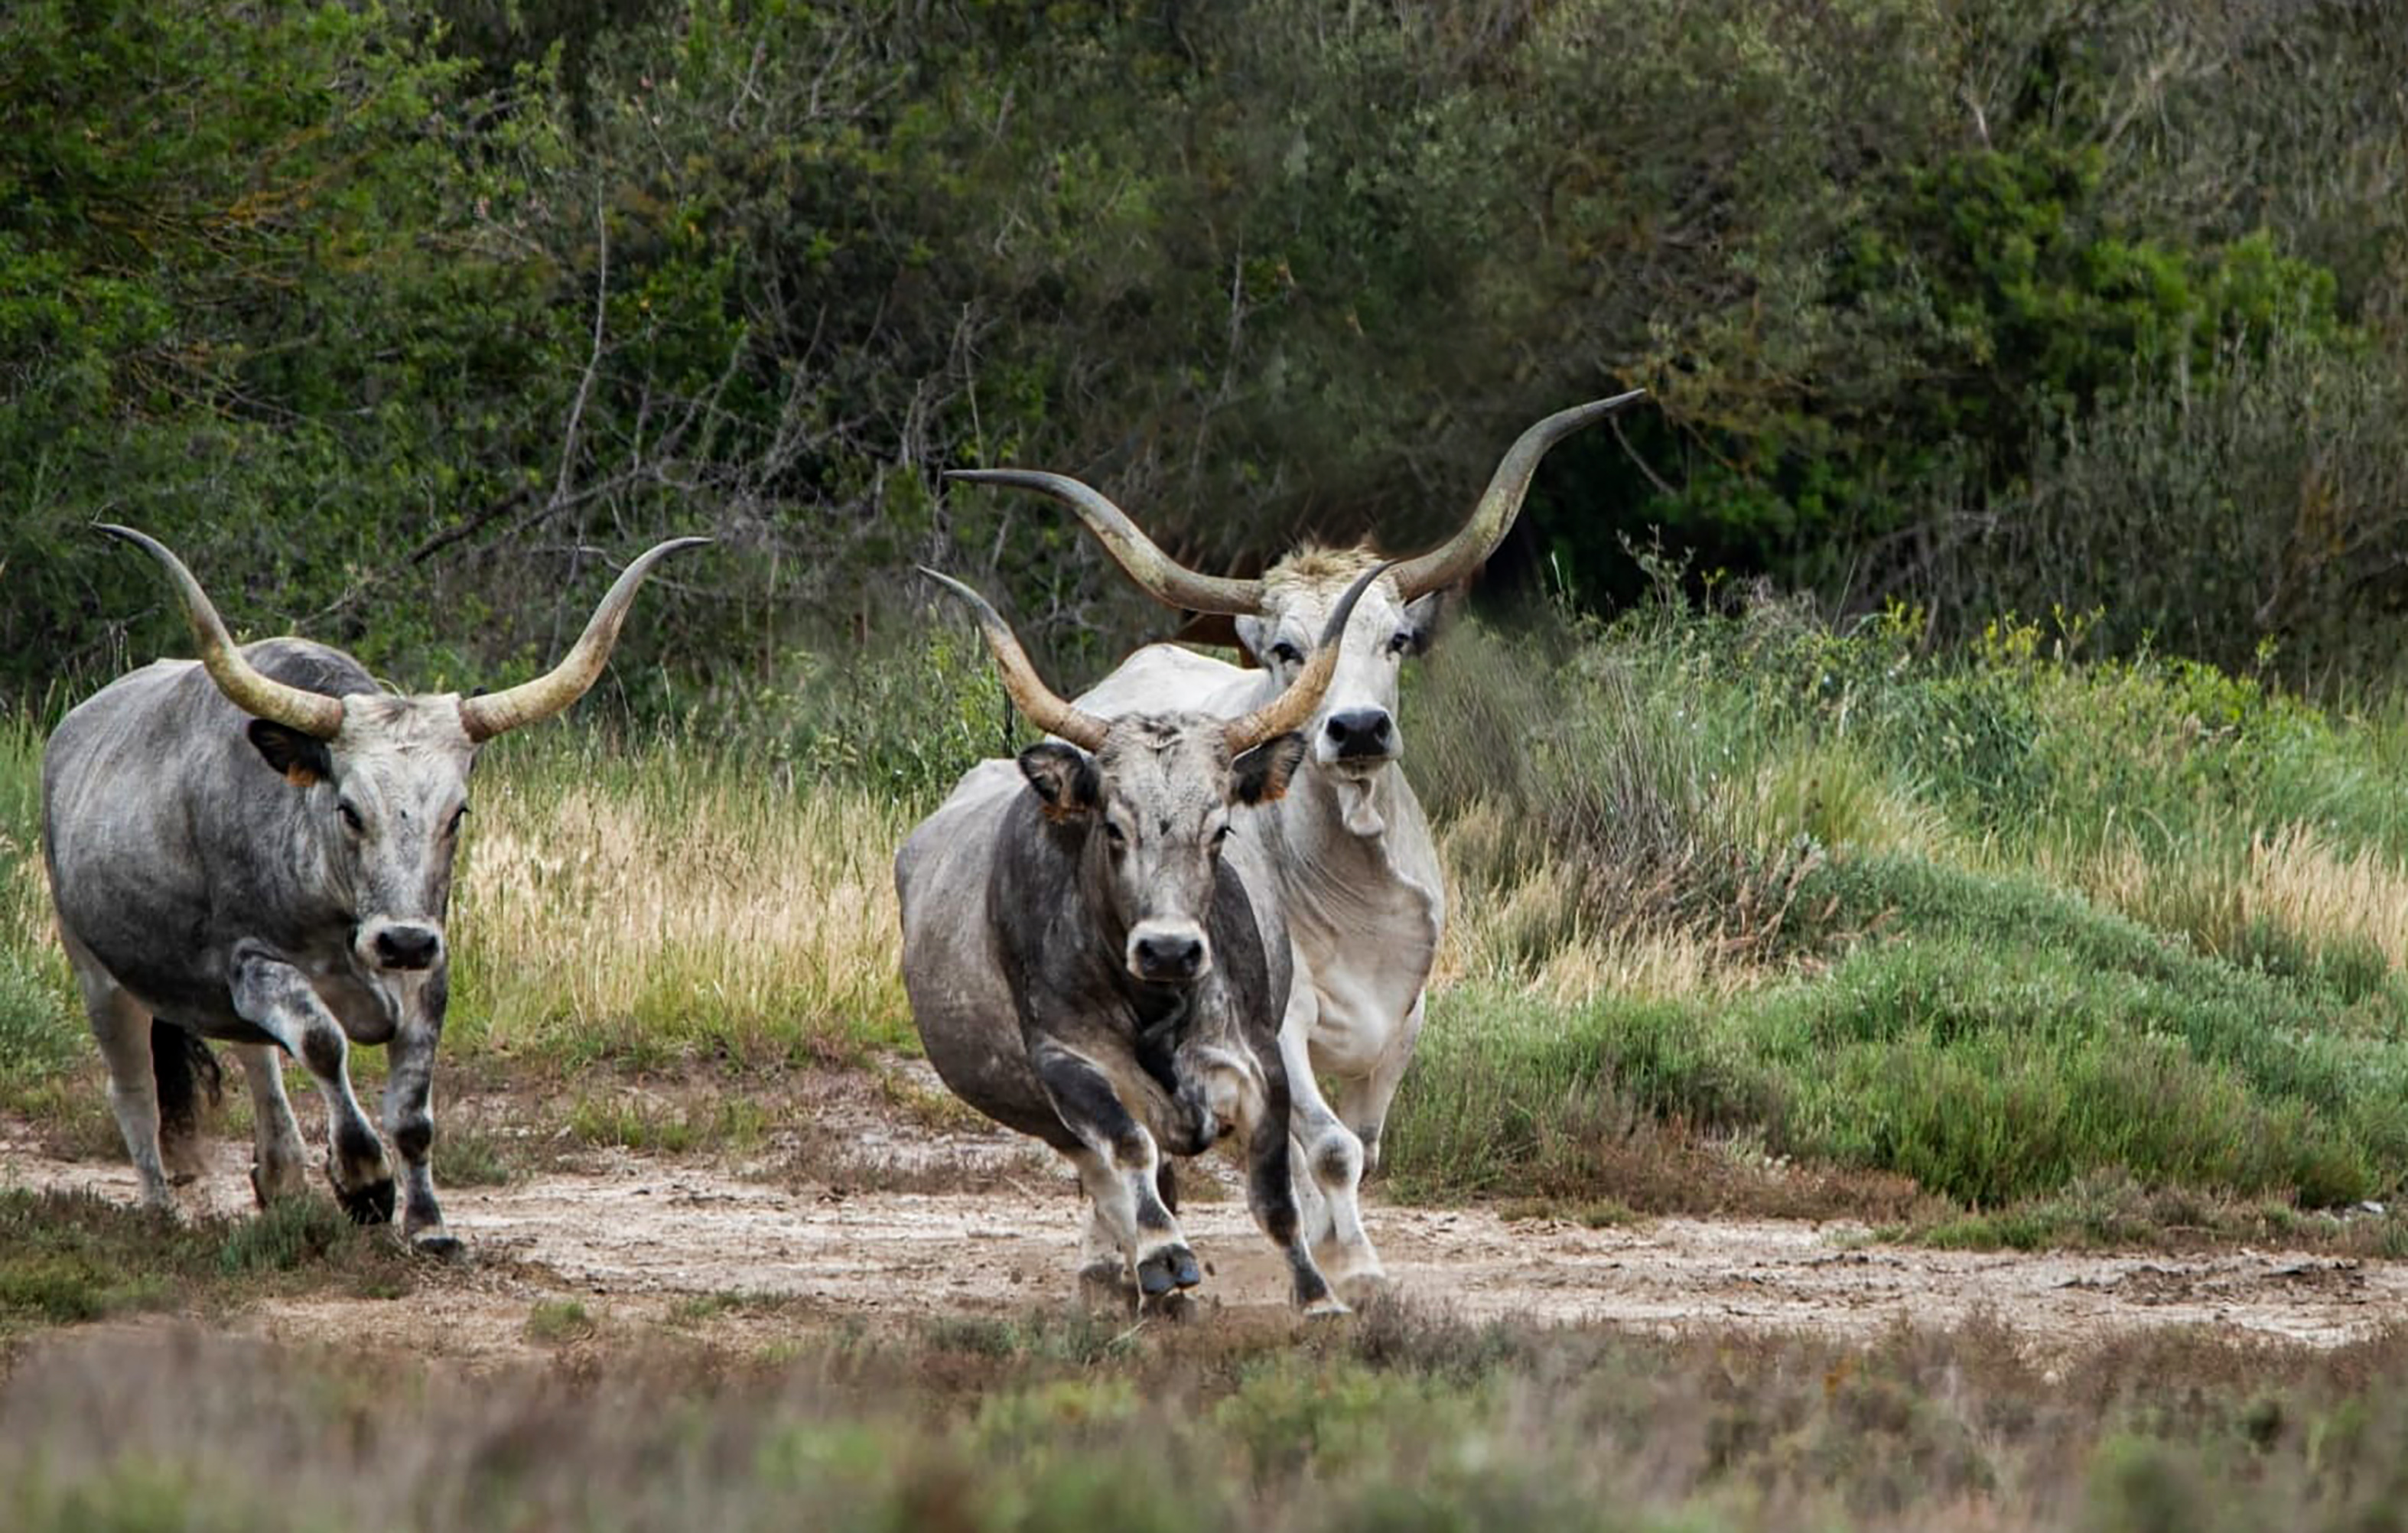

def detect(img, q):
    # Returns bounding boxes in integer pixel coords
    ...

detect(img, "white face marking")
[1092,718,1243,983]
[322,696,478,974]
[1239,568,1427,773]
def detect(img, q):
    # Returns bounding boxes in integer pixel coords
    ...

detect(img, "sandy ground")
[7,1112,2404,1362]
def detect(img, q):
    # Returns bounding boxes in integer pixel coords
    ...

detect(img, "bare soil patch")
[7,1088,2405,1368]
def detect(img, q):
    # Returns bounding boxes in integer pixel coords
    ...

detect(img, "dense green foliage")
[5,0,2406,709]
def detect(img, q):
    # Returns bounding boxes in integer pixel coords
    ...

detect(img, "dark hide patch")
[1232,734,1308,806]
[151,1017,223,1132]
[1018,742,1100,822]
[246,720,334,787]
[1131,985,1193,1098]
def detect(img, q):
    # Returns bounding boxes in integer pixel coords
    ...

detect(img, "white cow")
[946,391,1644,1296]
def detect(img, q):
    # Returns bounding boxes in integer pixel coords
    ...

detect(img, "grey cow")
[42,527,705,1251]
[945,391,1645,1298]
[896,564,1385,1313]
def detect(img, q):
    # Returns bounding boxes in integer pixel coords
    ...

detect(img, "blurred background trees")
[5,0,2403,706]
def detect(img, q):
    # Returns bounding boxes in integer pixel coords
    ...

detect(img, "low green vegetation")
[1393,593,2408,1223]
[7,1301,2408,1532]
[522,1297,599,1346]
[0,1190,422,1339]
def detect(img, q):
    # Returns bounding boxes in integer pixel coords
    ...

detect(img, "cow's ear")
[1232,732,1308,806]
[1400,587,1457,656]
[247,721,333,788]
[1018,742,1100,822]
[1233,615,1273,669]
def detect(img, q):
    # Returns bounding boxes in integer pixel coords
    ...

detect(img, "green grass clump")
[523,1298,598,1344]
[1391,850,2408,1213]
[0,1188,424,1338]
[560,1092,769,1156]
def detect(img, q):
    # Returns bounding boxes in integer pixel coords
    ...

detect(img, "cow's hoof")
[1300,1294,1353,1320]
[1334,1268,1391,1307]
[335,1176,397,1225]
[1135,1245,1202,1297]
[409,1231,466,1261]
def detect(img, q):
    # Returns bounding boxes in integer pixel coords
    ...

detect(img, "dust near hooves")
[5,1125,2403,1364]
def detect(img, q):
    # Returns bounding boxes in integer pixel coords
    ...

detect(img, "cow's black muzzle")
[373,925,443,972]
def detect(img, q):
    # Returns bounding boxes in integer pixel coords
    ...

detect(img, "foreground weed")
[8,1303,2408,1531]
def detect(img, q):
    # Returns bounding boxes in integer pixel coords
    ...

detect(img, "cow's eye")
[1268,641,1303,667]
[337,802,364,833]
[1388,629,1416,656]
[447,806,469,836]
[1103,822,1128,847]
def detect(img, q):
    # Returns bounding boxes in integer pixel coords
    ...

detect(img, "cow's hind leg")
[150,1018,220,1185]
[77,974,175,1214]
[1241,1072,1344,1318]
[1277,987,1385,1301]
[1333,991,1427,1177]
[233,1043,310,1205]
[227,943,393,1224]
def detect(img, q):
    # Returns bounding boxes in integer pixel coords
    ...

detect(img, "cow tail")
[151,1018,224,1132]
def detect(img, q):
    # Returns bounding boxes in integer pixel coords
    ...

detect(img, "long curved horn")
[458,537,711,741]
[1390,388,1648,601]
[99,524,346,739]
[1225,562,1391,754]
[917,568,1111,752]
[945,469,1265,617]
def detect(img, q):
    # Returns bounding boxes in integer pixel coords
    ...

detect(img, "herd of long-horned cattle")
[37,390,1644,1315]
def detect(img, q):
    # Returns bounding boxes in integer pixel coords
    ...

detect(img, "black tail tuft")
[151,1018,224,1134]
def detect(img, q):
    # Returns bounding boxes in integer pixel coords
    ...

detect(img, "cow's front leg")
[1277,977,1385,1300]
[228,944,393,1224]
[382,1007,455,1255]
[1035,1043,1199,1303]
[1334,989,1427,1177]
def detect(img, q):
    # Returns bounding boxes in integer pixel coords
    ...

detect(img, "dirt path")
[7,1123,2403,1359]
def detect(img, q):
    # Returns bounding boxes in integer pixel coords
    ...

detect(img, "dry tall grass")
[11,1299,2408,1533]
[2044,818,2408,985]
[445,736,916,1069]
